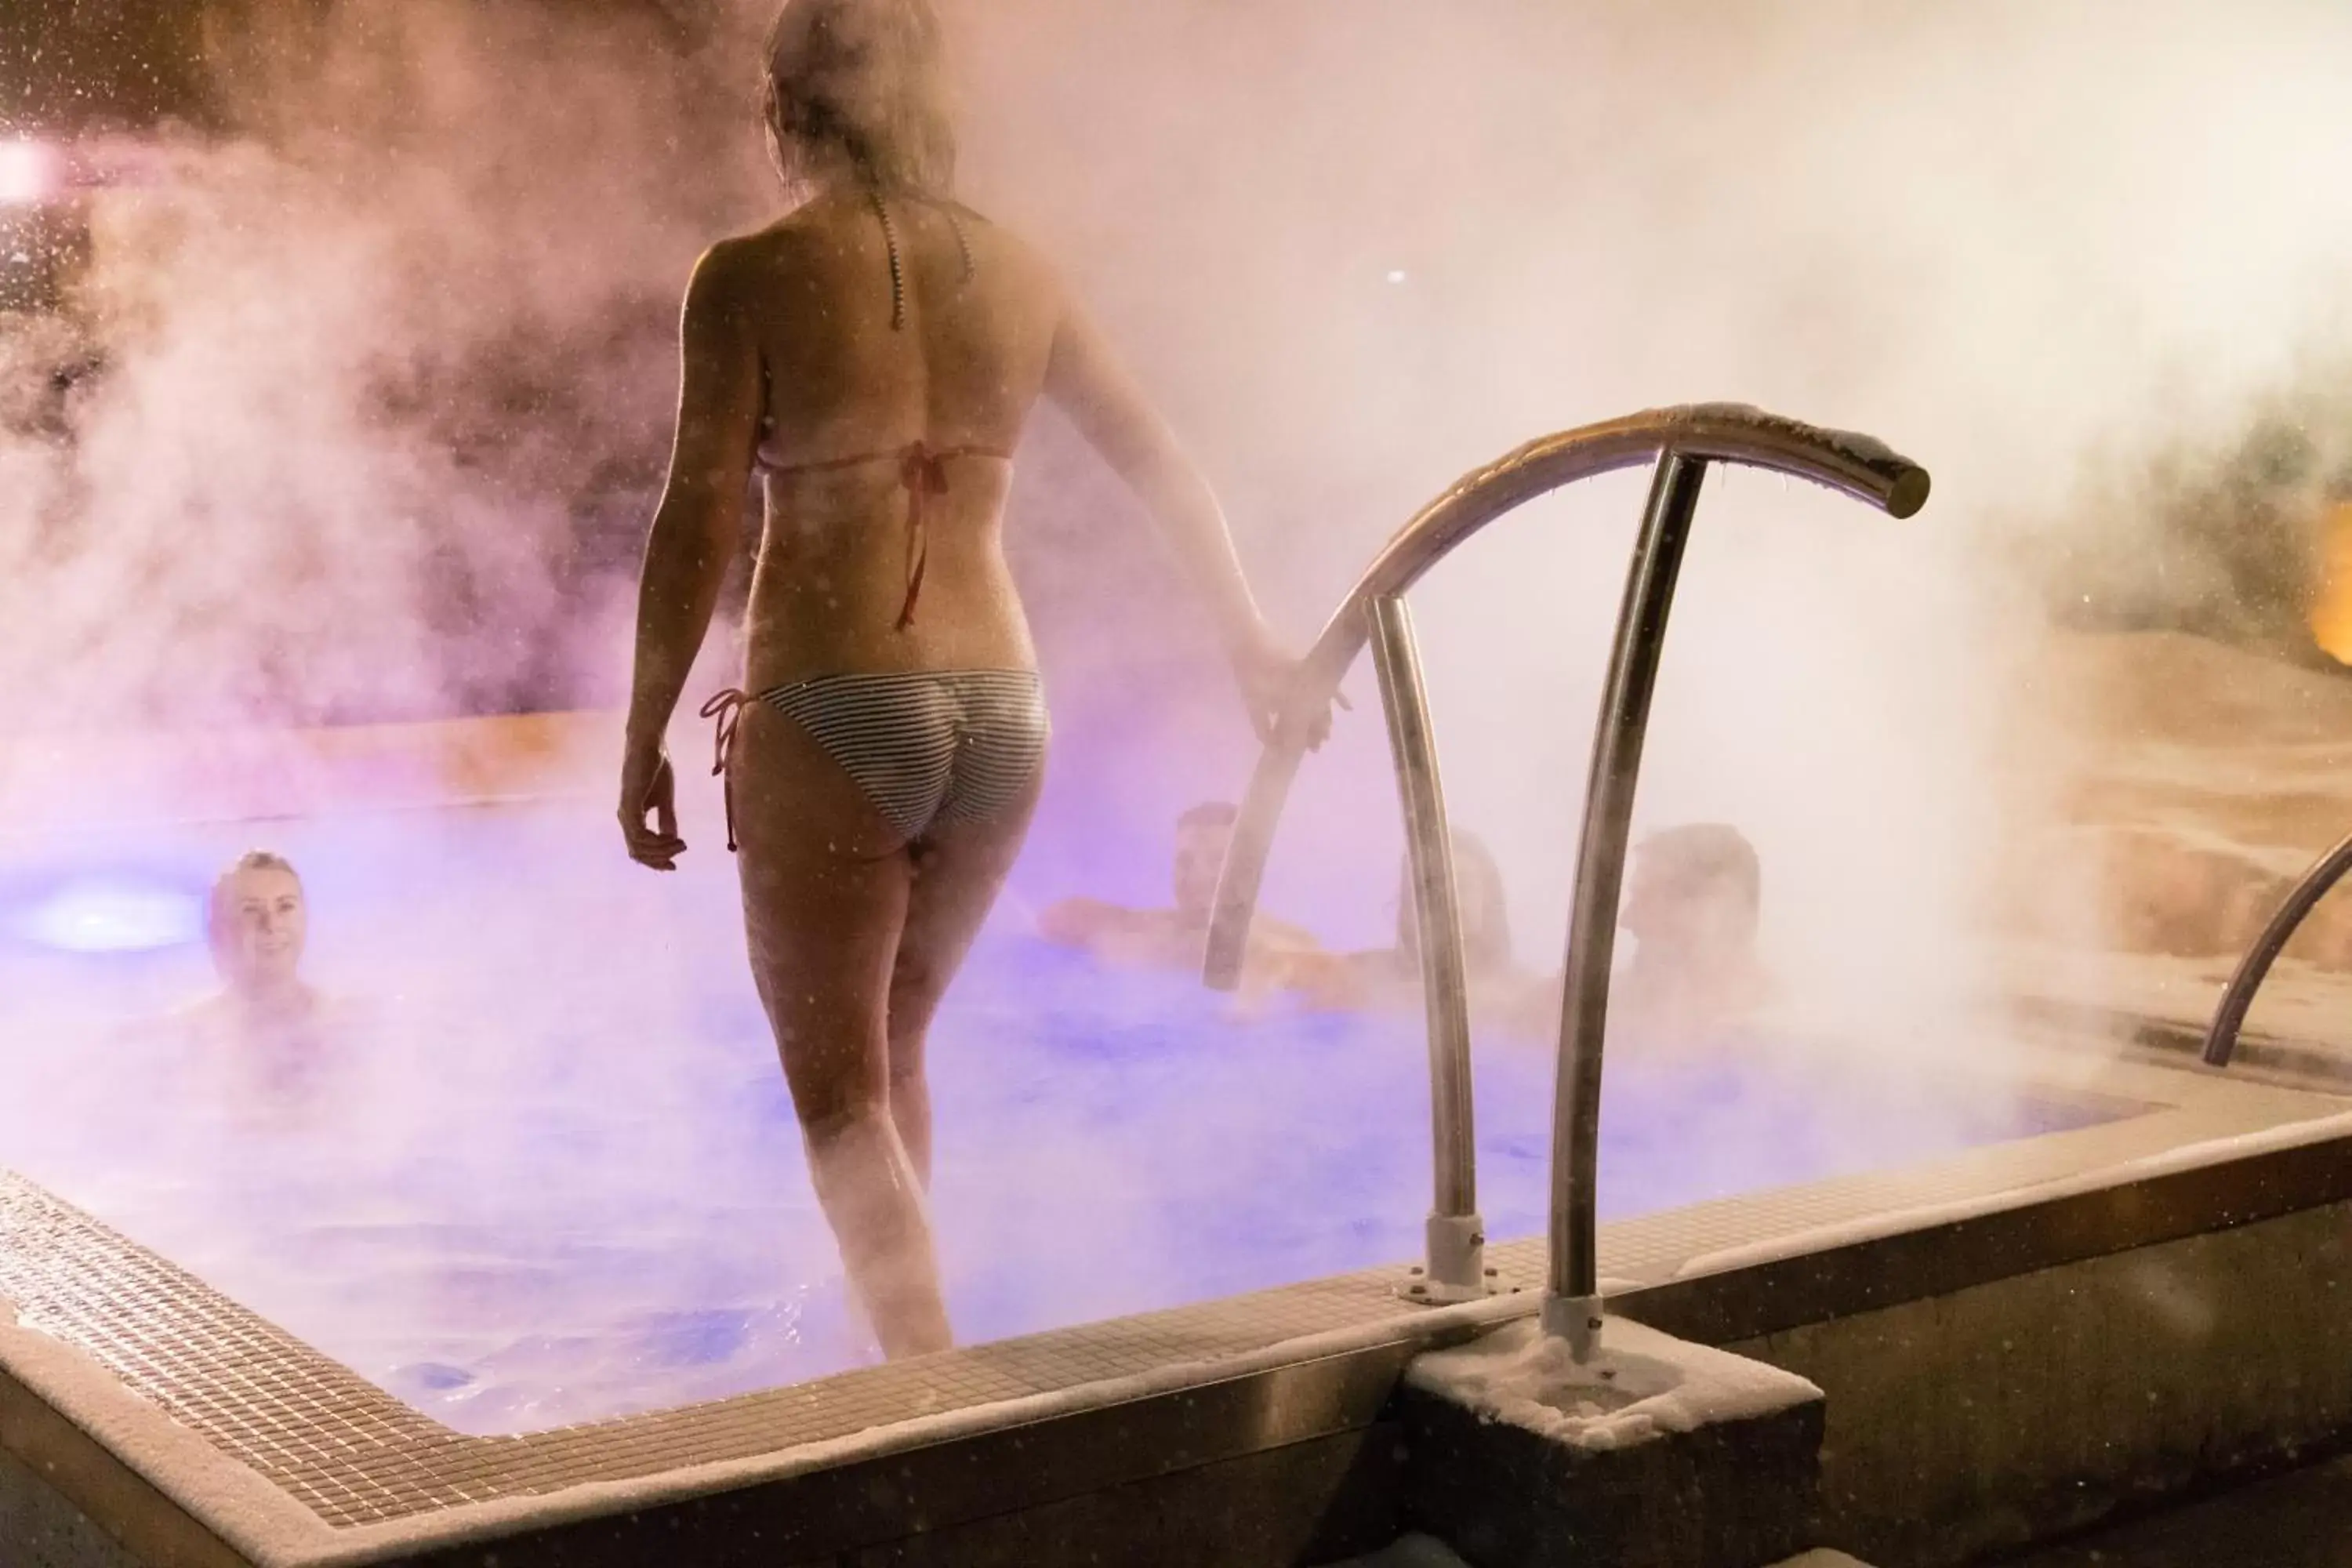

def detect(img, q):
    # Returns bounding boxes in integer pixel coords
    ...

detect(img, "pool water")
[0,801,2112,1436]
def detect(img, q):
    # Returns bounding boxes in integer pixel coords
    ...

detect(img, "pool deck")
[2,1044,2347,1567]
[2004,942,2352,1088]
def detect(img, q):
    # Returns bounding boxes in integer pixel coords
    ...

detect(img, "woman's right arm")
[619,241,763,869]
[1044,294,1314,744]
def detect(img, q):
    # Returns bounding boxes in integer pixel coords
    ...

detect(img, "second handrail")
[2203,828,2352,1068]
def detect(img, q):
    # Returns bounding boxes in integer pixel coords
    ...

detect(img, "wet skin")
[621,172,1327,1357]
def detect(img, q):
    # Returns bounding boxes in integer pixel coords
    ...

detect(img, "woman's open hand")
[619,741,686,869]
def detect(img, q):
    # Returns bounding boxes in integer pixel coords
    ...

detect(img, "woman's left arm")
[620,241,764,869]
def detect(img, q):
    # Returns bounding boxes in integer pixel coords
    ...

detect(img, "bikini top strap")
[771,448,895,477]
[941,204,978,285]
[866,185,982,332]
[753,439,1015,626]
[760,441,1008,480]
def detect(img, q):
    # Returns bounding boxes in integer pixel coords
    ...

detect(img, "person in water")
[619,0,1321,1359]
[1036,800,1319,971]
[201,851,323,1035]
[1277,828,1534,1022]
[166,851,343,1112]
[1488,822,1777,1047]
[1610,822,1776,1038]
[1279,822,1774,1049]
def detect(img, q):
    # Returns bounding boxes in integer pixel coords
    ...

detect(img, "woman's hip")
[719,670,1050,851]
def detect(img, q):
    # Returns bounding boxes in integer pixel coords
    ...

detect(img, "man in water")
[1038,801,1319,971]
[1610,822,1776,1038]
[1276,826,1533,1020]
[1479,822,1775,1047]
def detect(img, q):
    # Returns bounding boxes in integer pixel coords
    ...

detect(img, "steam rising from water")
[3,3,2352,1287]
[0,2,773,726]
[0,803,2104,1432]
[953,0,2352,1029]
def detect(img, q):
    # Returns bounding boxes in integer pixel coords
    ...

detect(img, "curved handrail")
[2203,828,2352,1067]
[1203,402,1927,989]
[1200,400,1928,1357]
[1368,601,1478,1211]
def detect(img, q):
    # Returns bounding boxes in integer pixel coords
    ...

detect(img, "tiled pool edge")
[3,1057,2346,1568]
[0,1215,1530,1568]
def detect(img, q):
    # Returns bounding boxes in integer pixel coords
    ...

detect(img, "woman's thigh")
[730,701,912,1128]
[887,758,1046,1069]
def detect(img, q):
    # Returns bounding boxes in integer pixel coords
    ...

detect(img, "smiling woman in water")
[205,851,315,1025]
[619,0,1326,1358]
[144,850,362,1119]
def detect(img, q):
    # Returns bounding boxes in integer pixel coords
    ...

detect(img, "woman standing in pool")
[619,0,1307,1358]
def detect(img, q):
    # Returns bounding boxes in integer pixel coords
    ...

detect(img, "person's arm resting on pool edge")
[1036,896,1134,948]
[622,243,763,869]
[1044,293,1327,749]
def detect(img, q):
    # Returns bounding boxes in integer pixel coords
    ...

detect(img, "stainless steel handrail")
[1204,403,1928,992]
[1541,451,1707,1353]
[1201,401,1929,1353]
[1368,595,1486,1301]
[2202,828,2352,1068]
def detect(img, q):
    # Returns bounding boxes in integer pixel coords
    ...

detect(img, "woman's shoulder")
[710,200,1056,284]
[690,196,865,283]
[702,216,829,278]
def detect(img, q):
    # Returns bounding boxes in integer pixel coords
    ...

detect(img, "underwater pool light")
[9,877,205,953]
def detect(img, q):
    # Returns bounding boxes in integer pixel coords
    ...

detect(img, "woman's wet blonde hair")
[760,0,956,198]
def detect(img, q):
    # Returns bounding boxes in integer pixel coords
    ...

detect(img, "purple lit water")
[0,801,2110,1435]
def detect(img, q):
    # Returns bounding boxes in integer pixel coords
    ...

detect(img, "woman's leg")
[730,703,950,1358]
[886,768,1047,1189]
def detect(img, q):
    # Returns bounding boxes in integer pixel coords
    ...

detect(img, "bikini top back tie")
[768,439,1011,629]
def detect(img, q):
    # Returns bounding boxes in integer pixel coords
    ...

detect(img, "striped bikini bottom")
[702,670,1048,849]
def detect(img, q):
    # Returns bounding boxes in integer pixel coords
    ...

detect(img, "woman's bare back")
[625,171,1301,876]
[718,190,1068,686]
